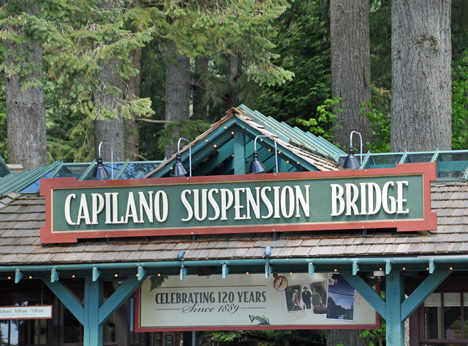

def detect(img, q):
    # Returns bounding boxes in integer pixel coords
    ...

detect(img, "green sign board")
[40,163,436,243]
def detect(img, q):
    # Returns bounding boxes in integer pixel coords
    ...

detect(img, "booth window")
[0,299,50,346]
[62,304,116,344]
[421,292,468,344]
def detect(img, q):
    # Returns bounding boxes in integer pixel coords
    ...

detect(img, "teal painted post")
[42,279,84,325]
[233,132,246,175]
[386,270,404,346]
[83,276,103,346]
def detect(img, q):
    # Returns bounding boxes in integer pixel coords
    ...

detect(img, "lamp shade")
[249,151,267,174]
[93,157,109,179]
[343,148,361,170]
[171,154,188,177]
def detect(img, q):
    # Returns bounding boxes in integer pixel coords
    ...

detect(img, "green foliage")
[151,0,293,86]
[203,330,244,343]
[451,0,468,64]
[360,87,391,153]
[297,98,340,142]
[202,329,325,346]
[260,329,325,346]
[452,49,468,150]
[359,292,386,346]
[43,1,156,121]
[157,120,211,156]
[369,0,391,90]
[0,57,6,160]
[253,0,331,127]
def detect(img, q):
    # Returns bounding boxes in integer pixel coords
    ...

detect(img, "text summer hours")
[62,180,411,226]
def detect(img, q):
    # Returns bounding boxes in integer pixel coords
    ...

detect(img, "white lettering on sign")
[62,180,410,227]
[64,191,169,226]
[331,181,409,217]
[180,185,310,222]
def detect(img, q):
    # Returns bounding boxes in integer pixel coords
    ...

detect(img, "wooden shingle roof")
[0,182,466,267]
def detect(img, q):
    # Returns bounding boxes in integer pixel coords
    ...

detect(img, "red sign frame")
[133,274,381,332]
[40,162,437,243]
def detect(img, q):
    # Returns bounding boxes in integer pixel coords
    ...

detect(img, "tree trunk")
[5,2,47,169]
[124,49,142,160]
[193,57,208,120]
[224,53,239,110]
[94,58,125,161]
[164,39,190,158]
[391,0,451,152]
[94,0,125,162]
[331,0,372,150]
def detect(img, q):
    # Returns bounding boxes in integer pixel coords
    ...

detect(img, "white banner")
[0,306,53,320]
[136,273,377,331]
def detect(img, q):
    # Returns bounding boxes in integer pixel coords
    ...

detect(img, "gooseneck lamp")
[93,141,114,179]
[171,138,192,177]
[249,135,279,174]
[343,130,363,170]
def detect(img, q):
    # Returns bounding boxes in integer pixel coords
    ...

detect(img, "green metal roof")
[0,157,11,178]
[0,160,161,196]
[238,105,346,161]
[338,149,468,181]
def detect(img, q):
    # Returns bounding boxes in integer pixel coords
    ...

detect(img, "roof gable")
[146,106,342,178]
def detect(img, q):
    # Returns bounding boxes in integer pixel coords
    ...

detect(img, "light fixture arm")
[349,131,363,165]
[177,250,186,280]
[177,138,192,177]
[98,141,114,179]
[264,246,272,278]
[254,135,278,173]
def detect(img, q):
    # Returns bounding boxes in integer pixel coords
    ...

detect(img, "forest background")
[0,0,467,167]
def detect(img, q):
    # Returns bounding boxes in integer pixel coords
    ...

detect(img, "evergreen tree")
[253,0,332,127]
[331,0,372,151]
[2,0,47,169]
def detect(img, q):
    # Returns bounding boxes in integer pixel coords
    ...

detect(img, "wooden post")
[386,270,405,345]
[83,276,103,345]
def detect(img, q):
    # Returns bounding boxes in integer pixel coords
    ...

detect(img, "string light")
[29,276,32,279]
[157,273,161,277]
[334,268,338,272]
[213,144,217,148]
[289,272,293,275]
[7,276,11,280]
[450,267,453,270]
[402,267,406,270]
[114,274,118,277]
[72,275,76,278]
[246,271,250,275]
